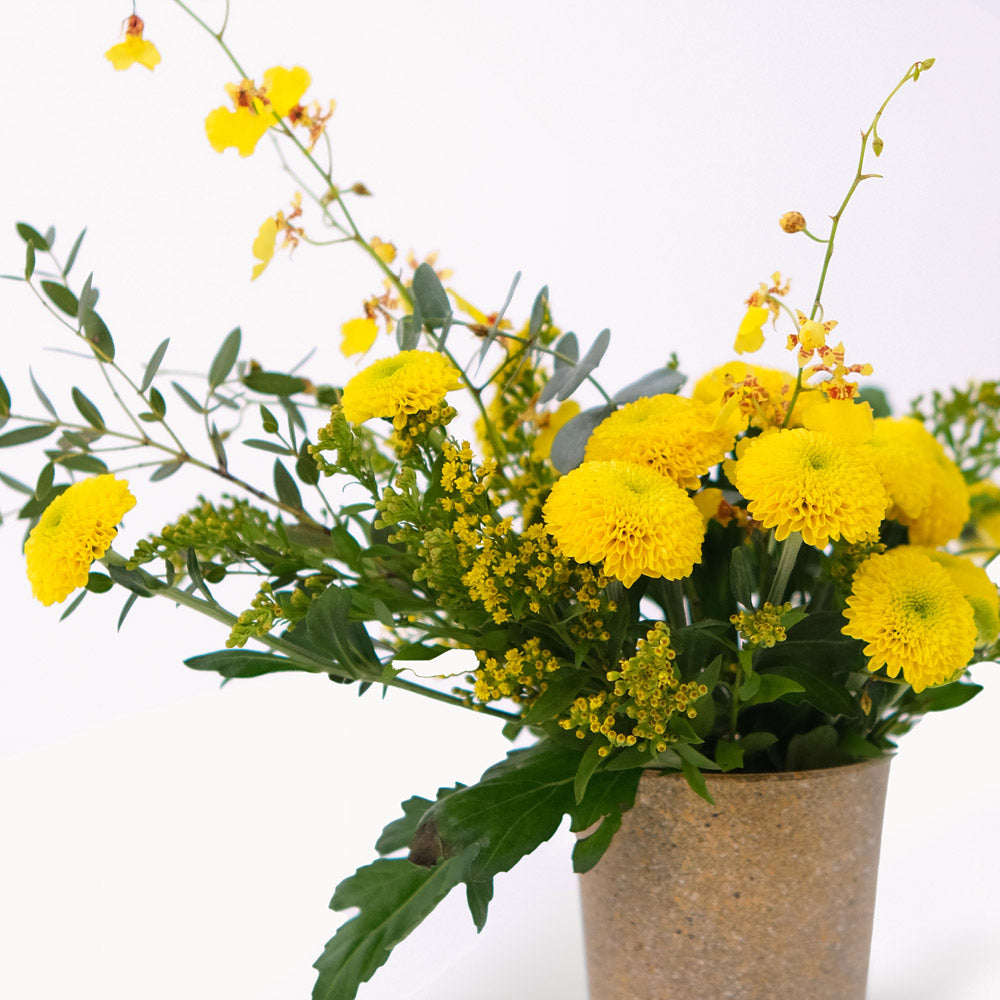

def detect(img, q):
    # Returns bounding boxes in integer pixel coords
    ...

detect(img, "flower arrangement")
[2,6,999,999]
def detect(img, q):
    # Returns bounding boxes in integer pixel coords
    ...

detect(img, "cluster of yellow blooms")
[470,639,561,705]
[561,624,709,756]
[730,603,794,649]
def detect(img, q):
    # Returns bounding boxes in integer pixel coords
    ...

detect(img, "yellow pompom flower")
[340,350,462,428]
[584,395,734,489]
[842,546,977,692]
[543,460,705,587]
[105,14,160,72]
[920,549,1000,647]
[732,428,886,548]
[865,417,969,546]
[205,66,311,157]
[25,475,137,606]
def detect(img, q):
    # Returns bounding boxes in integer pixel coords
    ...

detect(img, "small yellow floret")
[340,317,379,357]
[105,15,160,71]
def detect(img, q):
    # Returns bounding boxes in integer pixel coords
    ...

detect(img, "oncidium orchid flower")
[105,13,160,71]
[205,67,311,157]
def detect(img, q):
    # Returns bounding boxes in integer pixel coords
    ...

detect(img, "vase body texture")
[578,758,891,1000]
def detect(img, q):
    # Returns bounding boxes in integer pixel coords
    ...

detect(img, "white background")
[1,1,998,998]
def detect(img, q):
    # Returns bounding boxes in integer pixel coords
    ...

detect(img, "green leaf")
[521,666,588,725]
[59,590,87,621]
[117,592,139,631]
[0,470,33,494]
[141,338,170,392]
[41,280,78,317]
[172,381,206,414]
[910,680,983,713]
[150,460,184,482]
[837,731,884,759]
[184,649,313,680]
[208,327,241,390]
[148,387,166,419]
[375,795,439,855]
[259,404,280,434]
[568,768,640,874]
[678,754,715,805]
[85,572,113,594]
[312,850,477,1000]
[573,740,605,804]
[786,724,846,771]
[740,672,805,708]
[761,663,858,718]
[243,438,293,455]
[395,314,420,351]
[715,739,744,772]
[611,366,686,405]
[273,458,303,510]
[553,331,579,369]
[82,310,114,361]
[208,423,228,471]
[106,564,159,597]
[0,424,55,448]
[549,403,613,474]
[305,585,382,680]
[29,368,58,419]
[59,454,108,475]
[63,228,86,278]
[539,327,610,403]
[16,222,50,252]
[736,731,778,755]
[297,439,320,486]
[527,285,549,340]
[71,387,105,430]
[242,371,308,396]
[76,273,99,323]
[411,263,452,330]
[0,373,10,418]
[729,544,755,609]
[24,240,35,280]
[34,462,55,502]
[186,547,213,602]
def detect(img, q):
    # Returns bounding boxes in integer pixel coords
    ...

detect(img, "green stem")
[766,531,802,606]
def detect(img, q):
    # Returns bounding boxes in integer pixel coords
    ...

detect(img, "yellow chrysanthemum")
[919,549,1000,646]
[205,66,310,157]
[340,350,462,428]
[584,395,734,489]
[842,546,977,692]
[692,362,801,433]
[865,417,969,546]
[340,317,379,357]
[732,428,886,548]
[543,460,705,587]
[25,476,137,606]
[105,15,160,71]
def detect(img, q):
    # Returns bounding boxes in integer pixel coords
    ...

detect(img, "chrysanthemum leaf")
[908,680,983,713]
[304,584,382,680]
[527,285,549,340]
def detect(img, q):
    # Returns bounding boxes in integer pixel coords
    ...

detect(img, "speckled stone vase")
[578,758,891,1000]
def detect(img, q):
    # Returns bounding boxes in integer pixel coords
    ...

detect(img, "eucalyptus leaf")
[395,314,420,351]
[611,366,686,404]
[475,270,521,367]
[527,285,549,340]
[412,263,452,330]
[552,331,579,370]
[549,404,613,473]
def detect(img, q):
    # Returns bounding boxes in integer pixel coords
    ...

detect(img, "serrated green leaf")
[208,327,241,390]
[184,649,313,679]
[0,424,56,448]
[305,585,382,680]
[16,222,50,252]
[41,280,78,317]
[71,387,105,430]
[313,850,476,1000]
[243,371,308,396]
[273,458,302,509]
[63,228,86,277]
[141,338,170,392]
[569,768,640,874]
[172,381,206,414]
[412,263,452,330]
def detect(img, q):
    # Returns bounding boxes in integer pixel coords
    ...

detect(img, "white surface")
[1,1,998,998]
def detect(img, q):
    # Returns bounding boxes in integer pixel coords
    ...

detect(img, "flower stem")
[766,531,802,606]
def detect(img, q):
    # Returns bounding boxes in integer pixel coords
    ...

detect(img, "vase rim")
[641,756,893,783]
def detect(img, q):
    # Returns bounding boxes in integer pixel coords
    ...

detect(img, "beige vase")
[578,758,892,1000]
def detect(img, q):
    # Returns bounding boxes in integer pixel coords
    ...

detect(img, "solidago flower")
[866,417,970,546]
[584,395,734,489]
[842,546,977,692]
[205,66,311,157]
[543,460,705,587]
[105,14,160,71]
[733,428,886,548]
[25,475,136,606]
[340,317,378,357]
[340,350,462,428]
